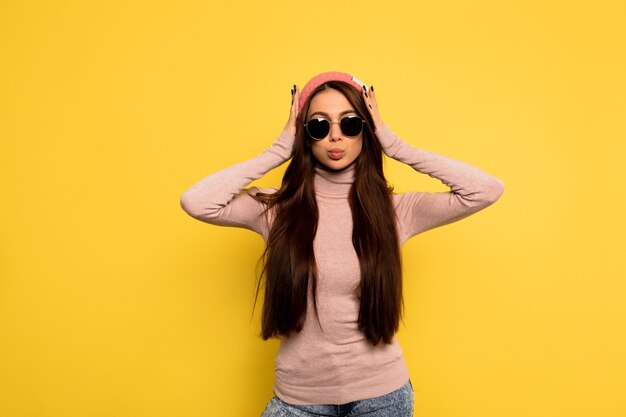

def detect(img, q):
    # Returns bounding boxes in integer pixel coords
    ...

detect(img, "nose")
[329,122,342,142]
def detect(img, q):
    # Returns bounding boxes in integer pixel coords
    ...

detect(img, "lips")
[328,148,345,160]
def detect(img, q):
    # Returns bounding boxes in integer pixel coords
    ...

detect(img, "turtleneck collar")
[313,163,355,198]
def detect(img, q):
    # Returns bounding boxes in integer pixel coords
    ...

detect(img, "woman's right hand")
[282,84,299,137]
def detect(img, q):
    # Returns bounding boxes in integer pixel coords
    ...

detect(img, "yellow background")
[1,1,625,416]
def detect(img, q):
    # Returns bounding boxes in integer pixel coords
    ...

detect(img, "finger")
[360,87,373,111]
[368,86,376,101]
[369,93,377,110]
[289,85,295,106]
[361,85,369,99]
[293,85,299,113]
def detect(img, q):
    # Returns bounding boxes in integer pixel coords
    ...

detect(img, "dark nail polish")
[369,104,372,109]
[371,85,374,91]
[364,91,368,97]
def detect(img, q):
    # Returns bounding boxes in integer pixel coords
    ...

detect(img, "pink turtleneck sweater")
[180,124,504,405]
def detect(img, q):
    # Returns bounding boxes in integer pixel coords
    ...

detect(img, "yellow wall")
[1,1,625,416]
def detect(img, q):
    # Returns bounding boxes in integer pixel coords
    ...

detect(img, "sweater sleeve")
[179,130,295,238]
[376,124,505,242]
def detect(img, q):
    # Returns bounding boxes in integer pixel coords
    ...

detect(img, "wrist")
[267,130,295,161]
[374,124,400,155]
[372,118,384,133]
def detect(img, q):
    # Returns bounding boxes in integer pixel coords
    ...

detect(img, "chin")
[318,158,357,171]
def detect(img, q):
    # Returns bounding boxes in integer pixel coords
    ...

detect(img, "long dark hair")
[252,81,403,345]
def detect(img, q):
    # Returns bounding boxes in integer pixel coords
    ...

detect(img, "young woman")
[180,71,504,417]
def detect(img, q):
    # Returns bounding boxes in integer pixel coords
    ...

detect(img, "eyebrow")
[309,110,357,118]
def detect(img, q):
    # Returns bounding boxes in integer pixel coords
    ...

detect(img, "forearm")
[180,130,294,220]
[376,124,504,207]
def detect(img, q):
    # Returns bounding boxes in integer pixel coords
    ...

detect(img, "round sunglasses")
[304,115,366,140]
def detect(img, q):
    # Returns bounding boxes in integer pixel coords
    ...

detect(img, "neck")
[313,163,355,197]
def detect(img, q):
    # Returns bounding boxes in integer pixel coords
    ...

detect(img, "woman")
[180,71,504,416]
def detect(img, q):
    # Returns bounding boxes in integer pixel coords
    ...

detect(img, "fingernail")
[364,91,368,98]
[371,85,374,91]
[369,104,372,109]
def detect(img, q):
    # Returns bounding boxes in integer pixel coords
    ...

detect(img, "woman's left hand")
[361,85,384,133]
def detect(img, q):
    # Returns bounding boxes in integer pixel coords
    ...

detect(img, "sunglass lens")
[307,119,330,140]
[341,116,363,136]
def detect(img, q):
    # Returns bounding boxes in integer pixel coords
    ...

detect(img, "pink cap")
[298,71,367,116]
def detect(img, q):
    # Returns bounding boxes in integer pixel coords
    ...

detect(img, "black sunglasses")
[304,115,366,140]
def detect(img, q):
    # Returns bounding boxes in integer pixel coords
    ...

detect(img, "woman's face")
[306,89,363,171]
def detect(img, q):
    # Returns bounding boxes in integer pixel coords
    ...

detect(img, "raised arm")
[179,129,294,234]
[180,85,300,236]
[359,85,504,241]
[377,123,504,240]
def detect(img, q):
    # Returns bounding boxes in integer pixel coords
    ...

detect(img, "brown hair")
[253,81,403,345]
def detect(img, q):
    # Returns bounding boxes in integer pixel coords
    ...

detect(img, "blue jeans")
[260,379,414,417]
